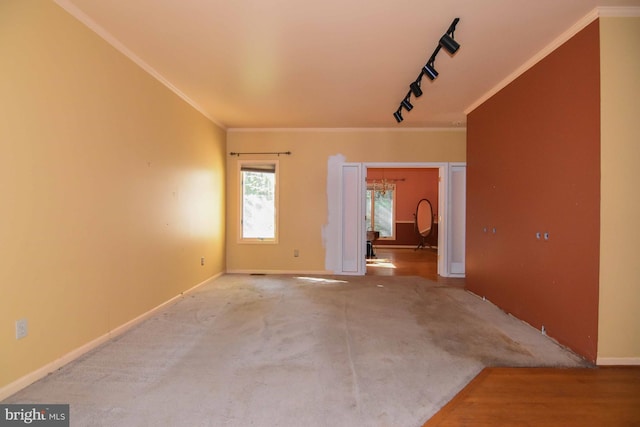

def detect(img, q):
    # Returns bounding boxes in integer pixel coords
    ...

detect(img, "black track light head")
[410,81,423,97]
[423,62,439,80]
[440,33,460,55]
[393,110,403,123]
[401,98,413,111]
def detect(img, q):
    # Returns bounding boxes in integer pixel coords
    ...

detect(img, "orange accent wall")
[466,21,600,361]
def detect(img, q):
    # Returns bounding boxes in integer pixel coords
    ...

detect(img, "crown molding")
[227,127,466,133]
[53,0,226,130]
[597,6,640,17]
[465,6,640,115]
[464,8,601,115]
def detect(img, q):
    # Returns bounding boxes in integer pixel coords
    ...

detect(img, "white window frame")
[238,160,279,244]
[365,183,396,240]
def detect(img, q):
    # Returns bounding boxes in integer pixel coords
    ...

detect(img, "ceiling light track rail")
[394,17,461,123]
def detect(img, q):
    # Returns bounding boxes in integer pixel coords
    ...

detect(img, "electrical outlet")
[16,318,28,340]
[200,257,205,266]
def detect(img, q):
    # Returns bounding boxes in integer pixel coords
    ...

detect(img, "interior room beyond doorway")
[365,167,439,248]
[367,247,465,288]
[365,166,463,285]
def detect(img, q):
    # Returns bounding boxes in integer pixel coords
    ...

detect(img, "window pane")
[374,190,394,237]
[366,185,395,239]
[242,170,275,239]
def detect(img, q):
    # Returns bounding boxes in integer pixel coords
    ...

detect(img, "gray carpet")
[4,274,588,426]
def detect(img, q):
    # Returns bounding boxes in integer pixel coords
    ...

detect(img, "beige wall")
[0,0,226,389]
[598,17,640,362]
[226,129,465,272]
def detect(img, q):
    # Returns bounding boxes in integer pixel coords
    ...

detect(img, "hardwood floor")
[366,246,464,287]
[369,248,640,427]
[423,367,640,426]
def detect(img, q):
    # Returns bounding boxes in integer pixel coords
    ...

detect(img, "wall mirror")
[414,198,434,249]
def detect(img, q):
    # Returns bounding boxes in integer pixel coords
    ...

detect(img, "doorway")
[328,161,465,278]
[365,167,439,278]
[362,162,450,275]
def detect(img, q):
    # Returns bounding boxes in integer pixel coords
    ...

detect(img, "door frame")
[446,163,466,277]
[362,162,463,277]
[332,160,465,277]
[364,162,445,276]
[340,163,366,275]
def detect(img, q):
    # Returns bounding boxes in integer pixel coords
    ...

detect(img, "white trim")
[227,127,466,133]
[340,163,366,275]
[596,357,640,366]
[365,162,447,169]
[0,273,222,401]
[437,164,448,276]
[237,160,280,244]
[465,6,640,116]
[444,163,466,278]
[597,6,640,17]
[465,8,599,115]
[324,154,346,273]
[52,0,225,130]
[364,162,448,276]
[226,269,333,275]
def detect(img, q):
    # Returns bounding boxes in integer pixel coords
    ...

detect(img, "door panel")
[341,163,365,274]
[448,164,466,276]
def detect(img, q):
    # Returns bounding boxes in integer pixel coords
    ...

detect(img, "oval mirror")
[414,198,434,249]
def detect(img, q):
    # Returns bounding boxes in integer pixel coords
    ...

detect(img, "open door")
[327,160,465,277]
[446,164,466,276]
[340,163,366,275]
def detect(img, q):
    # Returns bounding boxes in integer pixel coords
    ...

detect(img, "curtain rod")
[229,151,292,156]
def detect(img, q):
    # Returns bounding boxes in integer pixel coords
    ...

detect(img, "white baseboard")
[0,273,222,401]
[596,357,640,366]
[226,269,333,275]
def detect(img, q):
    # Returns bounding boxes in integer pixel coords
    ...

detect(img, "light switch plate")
[16,318,28,340]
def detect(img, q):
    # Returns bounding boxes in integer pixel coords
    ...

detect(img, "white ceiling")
[55,0,640,129]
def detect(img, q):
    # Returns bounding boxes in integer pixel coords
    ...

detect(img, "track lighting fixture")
[441,17,460,55]
[440,33,460,55]
[392,17,460,123]
[423,62,439,80]
[410,81,423,97]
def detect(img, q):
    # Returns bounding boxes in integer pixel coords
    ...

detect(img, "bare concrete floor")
[4,274,589,426]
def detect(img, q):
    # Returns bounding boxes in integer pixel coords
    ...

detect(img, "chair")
[366,230,379,258]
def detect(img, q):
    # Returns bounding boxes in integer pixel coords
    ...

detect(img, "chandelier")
[366,178,404,195]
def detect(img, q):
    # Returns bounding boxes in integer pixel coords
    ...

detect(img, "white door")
[340,163,365,275]
[447,164,466,276]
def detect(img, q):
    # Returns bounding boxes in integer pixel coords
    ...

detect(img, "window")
[365,184,395,239]
[239,161,278,242]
